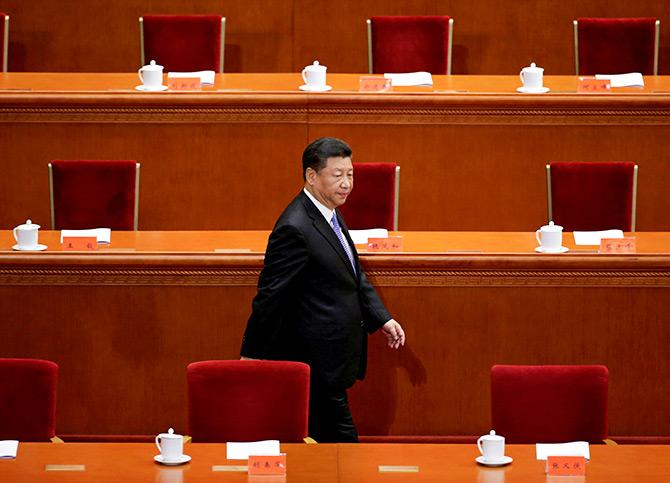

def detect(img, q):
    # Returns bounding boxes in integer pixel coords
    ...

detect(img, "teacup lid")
[523,62,543,73]
[142,60,163,71]
[305,60,326,72]
[482,430,504,441]
[15,219,40,231]
[158,427,181,439]
[541,220,563,232]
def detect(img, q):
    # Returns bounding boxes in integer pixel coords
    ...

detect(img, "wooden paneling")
[1,231,669,437]
[2,73,670,231]
[3,1,670,74]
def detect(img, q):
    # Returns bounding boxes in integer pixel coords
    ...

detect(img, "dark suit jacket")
[241,191,391,390]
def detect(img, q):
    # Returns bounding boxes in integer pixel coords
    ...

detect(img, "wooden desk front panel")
[1,232,669,437]
[3,74,670,231]
[4,0,670,76]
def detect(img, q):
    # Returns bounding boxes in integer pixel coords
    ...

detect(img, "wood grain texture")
[2,74,670,231]
[3,443,670,482]
[4,1,670,75]
[1,231,669,438]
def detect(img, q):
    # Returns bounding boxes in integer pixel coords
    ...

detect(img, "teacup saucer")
[136,85,168,92]
[517,86,550,94]
[299,84,332,92]
[154,454,191,466]
[12,244,47,251]
[475,455,513,467]
[535,246,569,254]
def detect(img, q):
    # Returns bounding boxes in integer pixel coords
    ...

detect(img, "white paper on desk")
[167,70,216,85]
[595,73,644,87]
[0,440,18,459]
[384,72,433,87]
[60,228,111,244]
[226,440,280,460]
[536,441,590,460]
[349,229,389,245]
[573,230,624,245]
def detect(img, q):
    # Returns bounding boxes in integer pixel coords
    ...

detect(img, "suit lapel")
[300,193,358,281]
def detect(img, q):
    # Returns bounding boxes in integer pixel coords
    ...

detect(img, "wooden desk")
[1,231,669,438]
[2,73,670,231]
[2,443,670,482]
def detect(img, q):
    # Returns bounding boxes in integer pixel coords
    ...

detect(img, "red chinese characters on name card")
[546,456,586,476]
[578,77,611,93]
[359,76,392,92]
[62,237,98,251]
[600,237,636,254]
[368,236,403,252]
[168,77,202,91]
[248,454,286,475]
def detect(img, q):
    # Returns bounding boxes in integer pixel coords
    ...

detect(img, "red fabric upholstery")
[370,16,451,74]
[142,15,223,72]
[51,160,138,230]
[491,365,609,444]
[577,18,658,75]
[187,360,310,442]
[338,163,398,230]
[549,162,636,231]
[0,14,7,72]
[0,358,58,441]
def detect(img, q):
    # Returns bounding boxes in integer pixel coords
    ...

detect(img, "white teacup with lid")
[535,221,564,252]
[138,60,165,90]
[519,62,545,91]
[13,219,42,250]
[300,61,330,91]
[477,430,506,462]
[155,428,184,463]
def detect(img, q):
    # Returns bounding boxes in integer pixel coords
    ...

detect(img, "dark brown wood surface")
[1,231,669,438]
[2,73,670,232]
[3,1,670,75]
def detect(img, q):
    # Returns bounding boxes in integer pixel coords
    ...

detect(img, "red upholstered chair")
[0,358,58,442]
[338,163,400,230]
[49,160,140,230]
[546,162,638,231]
[367,16,454,75]
[574,18,660,75]
[140,15,226,73]
[187,360,310,443]
[1,13,8,72]
[491,365,609,444]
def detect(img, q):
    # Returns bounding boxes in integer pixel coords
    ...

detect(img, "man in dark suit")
[240,137,405,442]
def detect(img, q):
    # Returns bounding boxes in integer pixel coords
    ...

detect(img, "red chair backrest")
[0,13,7,72]
[187,360,310,442]
[578,18,657,75]
[0,358,58,441]
[549,162,636,231]
[142,15,223,72]
[51,160,137,230]
[491,365,609,444]
[370,16,452,75]
[338,163,397,230]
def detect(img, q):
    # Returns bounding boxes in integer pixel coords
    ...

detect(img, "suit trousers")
[308,380,359,443]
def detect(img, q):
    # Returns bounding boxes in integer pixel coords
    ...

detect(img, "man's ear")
[305,167,316,185]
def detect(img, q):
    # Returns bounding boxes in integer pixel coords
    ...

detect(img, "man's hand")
[240,356,259,360]
[381,319,406,349]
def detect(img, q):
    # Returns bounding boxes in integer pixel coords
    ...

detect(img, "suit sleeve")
[359,268,392,334]
[240,223,309,358]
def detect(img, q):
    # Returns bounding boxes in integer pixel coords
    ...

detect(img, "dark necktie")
[331,214,356,274]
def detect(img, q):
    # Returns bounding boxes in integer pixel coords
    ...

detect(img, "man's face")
[306,156,354,210]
